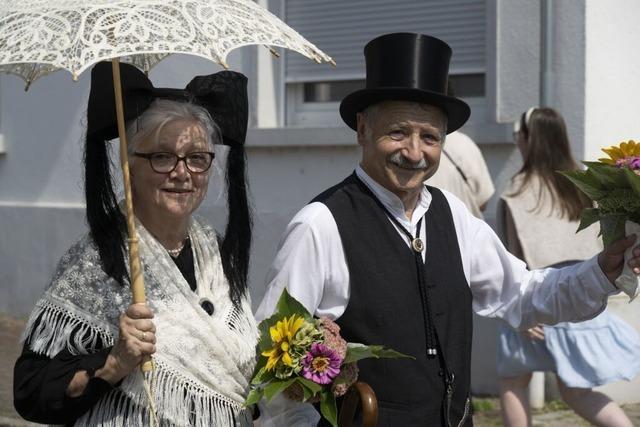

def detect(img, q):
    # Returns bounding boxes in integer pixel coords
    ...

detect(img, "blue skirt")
[496,309,640,388]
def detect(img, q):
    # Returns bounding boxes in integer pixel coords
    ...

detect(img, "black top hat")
[339,33,470,134]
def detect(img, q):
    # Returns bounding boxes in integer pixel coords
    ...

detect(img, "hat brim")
[339,88,470,134]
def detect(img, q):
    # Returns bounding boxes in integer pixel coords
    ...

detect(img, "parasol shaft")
[111,58,153,373]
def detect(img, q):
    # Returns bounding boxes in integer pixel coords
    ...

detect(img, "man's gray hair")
[126,99,221,159]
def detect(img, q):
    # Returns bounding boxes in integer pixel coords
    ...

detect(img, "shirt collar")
[355,165,432,227]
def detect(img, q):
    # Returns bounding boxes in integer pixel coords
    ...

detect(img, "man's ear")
[356,112,367,147]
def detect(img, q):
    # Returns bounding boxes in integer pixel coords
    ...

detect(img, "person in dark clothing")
[255,33,640,426]
[13,62,258,426]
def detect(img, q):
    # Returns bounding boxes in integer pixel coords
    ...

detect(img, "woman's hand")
[95,303,156,385]
[65,304,156,397]
[523,325,545,341]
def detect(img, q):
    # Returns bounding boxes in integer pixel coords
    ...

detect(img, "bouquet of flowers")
[561,139,640,299]
[245,289,411,426]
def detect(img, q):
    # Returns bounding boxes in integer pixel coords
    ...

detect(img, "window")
[283,0,487,127]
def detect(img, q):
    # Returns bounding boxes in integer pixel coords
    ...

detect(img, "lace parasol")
[0,0,334,87]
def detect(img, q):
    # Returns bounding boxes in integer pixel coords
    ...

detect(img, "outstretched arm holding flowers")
[563,139,640,299]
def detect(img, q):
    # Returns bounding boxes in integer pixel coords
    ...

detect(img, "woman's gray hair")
[126,99,221,159]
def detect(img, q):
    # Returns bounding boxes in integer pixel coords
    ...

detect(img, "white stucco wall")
[584,0,640,161]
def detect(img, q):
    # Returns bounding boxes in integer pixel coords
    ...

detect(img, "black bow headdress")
[87,62,248,147]
[85,62,252,305]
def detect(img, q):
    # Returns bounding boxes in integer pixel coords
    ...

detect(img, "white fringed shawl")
[22,217,258,426]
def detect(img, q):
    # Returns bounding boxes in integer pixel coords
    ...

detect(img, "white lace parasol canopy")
[0,0,334,86]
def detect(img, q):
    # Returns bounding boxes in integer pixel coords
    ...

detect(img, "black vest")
[313,174,473,426]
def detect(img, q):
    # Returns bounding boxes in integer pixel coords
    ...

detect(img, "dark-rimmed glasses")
[133,151,215,174]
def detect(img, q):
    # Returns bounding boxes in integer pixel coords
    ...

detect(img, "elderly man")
[256,33,640,426]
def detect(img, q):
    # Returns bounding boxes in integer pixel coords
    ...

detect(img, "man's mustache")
[388,152,428,170]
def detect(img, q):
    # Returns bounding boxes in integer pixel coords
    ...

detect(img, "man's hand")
[598,234,640,285]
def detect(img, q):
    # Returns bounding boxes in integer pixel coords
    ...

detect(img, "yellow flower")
[599,140,640,165]
[261,314,305,371]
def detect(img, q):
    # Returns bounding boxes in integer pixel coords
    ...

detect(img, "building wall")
[584,0,640,160]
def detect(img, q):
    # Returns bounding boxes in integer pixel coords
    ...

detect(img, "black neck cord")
[375,203,438,356]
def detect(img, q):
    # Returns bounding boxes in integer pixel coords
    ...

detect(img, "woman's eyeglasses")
[133,152,215,174]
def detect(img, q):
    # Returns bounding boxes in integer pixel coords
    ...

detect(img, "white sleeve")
[255,202,350,321]
[443,192,618,330]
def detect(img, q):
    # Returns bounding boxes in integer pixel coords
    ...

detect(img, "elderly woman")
[13,62,258,425]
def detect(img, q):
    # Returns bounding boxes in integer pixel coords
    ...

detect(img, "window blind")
[284,0,486,82]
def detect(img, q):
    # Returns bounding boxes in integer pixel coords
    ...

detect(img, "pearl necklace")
[166,238,188,257]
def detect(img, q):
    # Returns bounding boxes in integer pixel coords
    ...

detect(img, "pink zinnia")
[301,343,341,385]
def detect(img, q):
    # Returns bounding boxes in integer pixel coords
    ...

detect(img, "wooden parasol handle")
[111,58,153,373]
[338,381,378,427]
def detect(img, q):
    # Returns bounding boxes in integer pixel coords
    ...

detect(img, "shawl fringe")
[75,360,249,426]
[22,299,114,357]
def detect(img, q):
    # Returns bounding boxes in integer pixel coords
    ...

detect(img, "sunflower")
[261,314,305,371]
[599,140,640,165]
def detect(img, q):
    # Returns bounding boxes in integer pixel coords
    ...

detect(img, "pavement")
[1,313,639,426]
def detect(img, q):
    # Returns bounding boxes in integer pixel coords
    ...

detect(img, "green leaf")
[256,312,282,353]
[250,365,274,386]
[623,167,640,197]
[600,214,627,247]
[320,390,338,427]
[343,343,414,364]
[244,387,264,406]
[576,208,601,233]
[288,377,323,402]
[581,161,627,188]
[263,378,296,401]
[275,288,314,320]
[560,169,607,200]
[297,377,323,397]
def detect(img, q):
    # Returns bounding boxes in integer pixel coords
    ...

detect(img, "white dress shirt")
[256,165,617,327]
